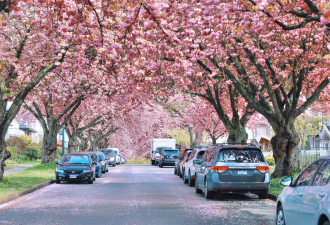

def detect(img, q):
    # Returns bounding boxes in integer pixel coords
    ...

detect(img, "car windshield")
[60,155,90,164]
[196,151,205,159]
[218,149,265,163]
[100,150,113,156]
[163,150,179,155]
[156,147,171,154]
[89,154,98,162]
[97,153,104,160]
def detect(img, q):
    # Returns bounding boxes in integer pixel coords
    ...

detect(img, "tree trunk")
[68,135,79,153]
[212,137,217,145]
[78,137,89,152]
[227,125,248,143]
[271,124,301,178]
[41,132,58,163]
[0,139,11,180]
[89,141,98,152]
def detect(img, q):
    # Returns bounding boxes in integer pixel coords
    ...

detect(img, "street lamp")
[62,123,65,156]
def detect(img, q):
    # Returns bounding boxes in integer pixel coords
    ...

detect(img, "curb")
[268,193,277,201]
[0,180,55,205]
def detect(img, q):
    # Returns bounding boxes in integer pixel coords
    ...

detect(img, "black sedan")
[55,153,95,184]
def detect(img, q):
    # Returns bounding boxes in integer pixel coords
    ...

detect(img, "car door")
[284,160,322,225]
[303,160,330,224]
[197,150,210,188]
[205,149,216,188]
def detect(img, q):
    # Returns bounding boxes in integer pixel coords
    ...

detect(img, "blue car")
[97,152,109,173]
[86,152,102,178]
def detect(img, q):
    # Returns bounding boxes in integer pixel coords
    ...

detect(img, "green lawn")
[6,159,41,167]
[269,172,299,197]
[0,163,56,199]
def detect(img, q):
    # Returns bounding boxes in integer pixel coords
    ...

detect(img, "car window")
[163,150,179,155]
[189,150,196,160]
[209,150,215,162]
[202,150,210,163]
[296,160,321,186]
[196,151,205,159]
[97,154,105,160]
[218,149,264,163]
[313,160,330,186]
[89,154,97,161]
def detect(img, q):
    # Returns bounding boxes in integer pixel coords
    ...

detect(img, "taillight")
[161,156,164,160]
[212,166,229,173]
[256,166,270,173]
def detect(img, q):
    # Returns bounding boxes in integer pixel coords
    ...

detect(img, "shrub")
[6,146,17,161]
[265,156,275,166]
[25,146,41,160]
[18,154,29,161]
[127,155,150,164]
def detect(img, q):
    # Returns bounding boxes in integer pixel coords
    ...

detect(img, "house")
[248,123,272,152]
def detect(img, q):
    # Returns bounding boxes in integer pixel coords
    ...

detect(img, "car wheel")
[184,171,188,184]
[179,169,182,178]
[174,167,177,174]
[88,177,93,184]
[56,180,60,184]
[276,205,285,225]
[93,173,96,181]
[176,167,180,176]
[258,190,268,199]
[160,163,163,168]
[113,164,116,167]
[106,167,109,172]
[195,177,202,194]
[188,171,195,187]
[204,179,214,199]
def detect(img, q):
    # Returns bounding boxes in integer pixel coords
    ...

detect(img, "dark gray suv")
[159,149,179,168]
[195,143,270,199]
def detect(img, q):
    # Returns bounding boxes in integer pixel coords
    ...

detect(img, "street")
[0,165,276,225]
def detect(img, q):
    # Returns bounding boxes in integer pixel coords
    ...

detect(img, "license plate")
[170,156,173,158]
[238,170,247,175]
[70,175,77,178]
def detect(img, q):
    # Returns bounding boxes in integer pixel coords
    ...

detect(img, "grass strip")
[0,163,56,198]
[4,165,19,171]
[269,172,299,197]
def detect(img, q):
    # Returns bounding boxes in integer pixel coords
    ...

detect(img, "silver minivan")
[194,144,270,199]
[277,156,330,225]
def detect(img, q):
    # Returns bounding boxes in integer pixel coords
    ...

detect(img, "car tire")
[258,190,268,199]
[179,169,182,178]
[188,171,195,187]
[323,221,330,225]
[204,180,214,199]
[174,167,177,174]
[195,178,202,194]
[176,167,180,176]
[88,177,93,184]
[56,180,60,184]
[160,163,163,168]
[276,205,286,225]
[106,167,109,172]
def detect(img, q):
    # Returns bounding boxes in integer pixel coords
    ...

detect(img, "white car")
[277,156,330,225]
[183,148,206,187]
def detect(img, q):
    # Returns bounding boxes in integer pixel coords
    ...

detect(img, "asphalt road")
[0,165,276,225]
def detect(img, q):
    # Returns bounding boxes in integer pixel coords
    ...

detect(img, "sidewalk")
[4,165,38,176]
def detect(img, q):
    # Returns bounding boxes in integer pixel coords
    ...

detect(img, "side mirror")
[55,161,58,164]
[280,177,293,186]
[193,159,200,165]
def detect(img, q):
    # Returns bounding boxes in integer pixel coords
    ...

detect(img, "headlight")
[156,156,159,159]
[83,169,92,173]
[56,168,63,172]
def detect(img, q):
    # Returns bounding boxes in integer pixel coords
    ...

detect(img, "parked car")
[195,143,270,199]
[179,150,193,179]
[158,149,179,168]
[174,148,193,176]
[99,149,116,167]
[155,147,173,166]
[277,156,330,225]
[86,152,102,178]
[97,151,109,173]
[120,155,125,164]
[183,148,206,186]
[55,153,95,184]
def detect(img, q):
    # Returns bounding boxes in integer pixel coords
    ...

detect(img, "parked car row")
[173,143,271,199]
[55,149,126,184]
